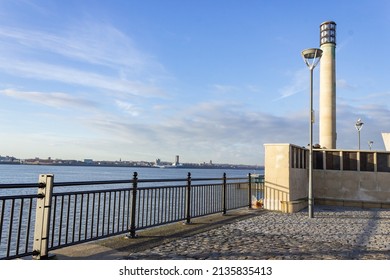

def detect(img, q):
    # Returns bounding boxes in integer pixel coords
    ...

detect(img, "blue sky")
[1,0,390,165]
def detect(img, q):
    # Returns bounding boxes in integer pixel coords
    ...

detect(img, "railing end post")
[33,174,54,260]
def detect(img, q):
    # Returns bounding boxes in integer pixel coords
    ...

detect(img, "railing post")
[222,173,227,215]
[185,172,191,224]
[32,174,54,260]
[248,173,252,209]
[129,172,138,238]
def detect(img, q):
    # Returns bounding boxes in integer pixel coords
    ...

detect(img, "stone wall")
[263,144,307,212]
[264,144,390,212]
[313,150,390,206]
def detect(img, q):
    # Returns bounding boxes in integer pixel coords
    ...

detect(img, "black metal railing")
[0,172,263,260]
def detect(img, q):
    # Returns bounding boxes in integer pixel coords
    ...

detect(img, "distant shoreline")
[0,162,263,170]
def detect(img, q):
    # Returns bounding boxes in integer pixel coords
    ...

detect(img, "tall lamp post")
[355,118,364,150]
[301,48,323,218]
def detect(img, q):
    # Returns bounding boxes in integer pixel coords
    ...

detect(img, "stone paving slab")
[125,206,390,260]
[53,208,258,260]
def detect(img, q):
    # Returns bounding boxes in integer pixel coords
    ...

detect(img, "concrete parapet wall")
[264,144,308,212]
[264,143,390,213]
[314,169,390,203]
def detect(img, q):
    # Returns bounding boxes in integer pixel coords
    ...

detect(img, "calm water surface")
[0,164,263,184]
[0,164,263,258]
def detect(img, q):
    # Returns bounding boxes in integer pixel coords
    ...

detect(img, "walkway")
[54,206,390,260]
[126,206,390,260]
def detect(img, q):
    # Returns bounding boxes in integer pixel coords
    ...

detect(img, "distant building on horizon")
[173,155,180,166]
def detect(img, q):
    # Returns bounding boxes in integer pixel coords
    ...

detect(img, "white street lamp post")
[355,118,364,150]
[301,48,323,219]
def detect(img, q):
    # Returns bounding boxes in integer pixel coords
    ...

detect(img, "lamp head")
[301,48,323,70]
[355,118,364,131]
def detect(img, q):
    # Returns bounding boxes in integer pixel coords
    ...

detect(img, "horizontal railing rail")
[0,183,43,189]
[0,172,264,260]
[53,179,134,187]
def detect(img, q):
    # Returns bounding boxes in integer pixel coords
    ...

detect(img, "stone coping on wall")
[280,198,390,213]
[315,198,390,209]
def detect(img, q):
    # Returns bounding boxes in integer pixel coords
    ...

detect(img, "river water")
[0,164,263,184]
[0,164,263,259]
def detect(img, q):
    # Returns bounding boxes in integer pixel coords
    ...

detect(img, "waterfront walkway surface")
[53,205,390,260]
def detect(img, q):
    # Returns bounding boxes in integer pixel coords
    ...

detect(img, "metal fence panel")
[0,173,263,259]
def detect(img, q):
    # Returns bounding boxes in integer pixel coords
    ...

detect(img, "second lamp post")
[355,118,364,150]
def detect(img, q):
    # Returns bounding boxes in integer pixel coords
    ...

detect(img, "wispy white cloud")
[274,68,307,101]
[210,84,239,94]
[0,88,98,109]
[4,94,388,163]
[0,23,169,98]
[115,100,141,117]
[337,79,356,90]
[0,24,165,75]
[80,100,309,164]
[0,58,166,97]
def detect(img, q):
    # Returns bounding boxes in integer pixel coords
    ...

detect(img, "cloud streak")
[274,68,308,101]
[0,58,165,97]
[115,100,141,117]
[79,100,310,164]
[0,24,164,75]
[0,24,169,98]
[0,88,98,109]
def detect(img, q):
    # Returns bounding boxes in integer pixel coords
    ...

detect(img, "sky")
[1,0,390,166]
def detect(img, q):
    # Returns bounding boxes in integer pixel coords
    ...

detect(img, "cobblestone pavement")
[126,206,390,260]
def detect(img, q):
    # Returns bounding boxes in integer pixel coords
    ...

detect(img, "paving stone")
[124,206,390,260]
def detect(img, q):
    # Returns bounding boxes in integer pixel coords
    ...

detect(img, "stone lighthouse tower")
[319,21,337,149]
